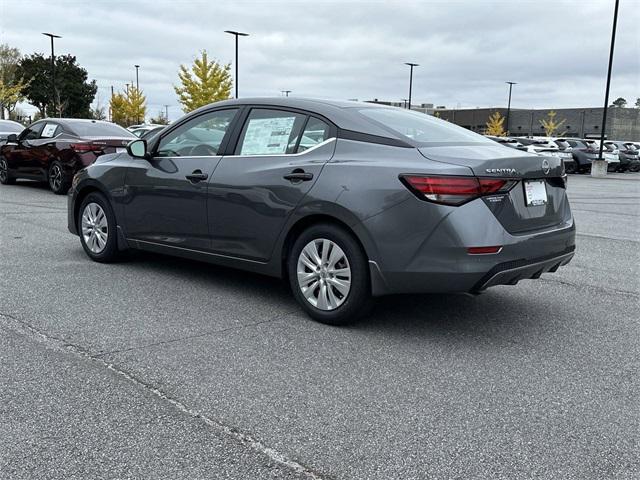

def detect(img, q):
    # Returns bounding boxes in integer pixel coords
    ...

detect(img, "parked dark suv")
[0,119,135,194]
[605,141,640,172]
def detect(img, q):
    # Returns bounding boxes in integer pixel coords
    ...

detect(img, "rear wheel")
[48,160,70,194]
[0,157,15,185]
[78,192,120,263]
[564,161,576,174]
[288,223,372,326]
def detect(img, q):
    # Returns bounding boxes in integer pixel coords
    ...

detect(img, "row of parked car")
[485,134,640,174]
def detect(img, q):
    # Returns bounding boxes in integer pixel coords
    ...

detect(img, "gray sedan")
[67,98,575,325]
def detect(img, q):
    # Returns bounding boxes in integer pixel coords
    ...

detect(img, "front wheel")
[78,192,120,262]
[0,157,15,185]
[288,223,372,326]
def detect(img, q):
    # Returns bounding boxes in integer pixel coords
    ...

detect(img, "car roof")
[189,97,406,140]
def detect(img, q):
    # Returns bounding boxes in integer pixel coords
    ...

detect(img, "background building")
[434,107,640,141]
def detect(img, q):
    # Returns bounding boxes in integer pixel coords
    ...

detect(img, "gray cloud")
[1,0,638,121]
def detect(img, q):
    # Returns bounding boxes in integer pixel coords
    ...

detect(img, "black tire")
[287,223,372,326]
[564,161,576,174]
[0,156,15,185]
[48,160,71,194]
[78,192,120,263]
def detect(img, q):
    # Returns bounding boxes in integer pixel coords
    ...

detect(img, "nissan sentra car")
[67,98,575,325]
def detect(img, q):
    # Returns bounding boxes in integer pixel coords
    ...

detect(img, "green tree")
[485,111,506,136]
[174,50,231,113]
[149,110,169,125]
[109,86,146,127]
[634,97,640,108]
[17,53,97,117]
[610,97,627,108]
[0,44,24,119]
[539,110,567,137]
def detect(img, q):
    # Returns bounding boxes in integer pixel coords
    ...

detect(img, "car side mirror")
[127,139,148,159]
[6,134,18,144]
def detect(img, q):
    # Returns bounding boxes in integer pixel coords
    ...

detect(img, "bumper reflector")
[467,246,502,255]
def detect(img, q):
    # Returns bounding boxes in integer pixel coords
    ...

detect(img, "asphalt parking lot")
[1,174,638,479]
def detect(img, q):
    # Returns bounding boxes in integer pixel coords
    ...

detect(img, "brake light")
[70,142,103,152]
[400,175,516,206]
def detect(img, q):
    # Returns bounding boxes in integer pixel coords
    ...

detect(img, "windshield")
[358,107,493,145]
[0,120,24,133]
[67,121,134,137]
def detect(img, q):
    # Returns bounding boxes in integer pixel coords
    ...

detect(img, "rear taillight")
[70,142,103,153]
[400,175,516,206]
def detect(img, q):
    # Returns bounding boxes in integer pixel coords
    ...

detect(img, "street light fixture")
[404,63,419,110]
[42,33,61,117]
[224,30,249,98]
[281,90,292,97]
[134,65,140,124]
[505,81,517,134]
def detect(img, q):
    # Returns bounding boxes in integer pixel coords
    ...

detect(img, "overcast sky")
[1,0,638,121]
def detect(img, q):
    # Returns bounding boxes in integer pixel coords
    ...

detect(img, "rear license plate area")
[524,180,547,206]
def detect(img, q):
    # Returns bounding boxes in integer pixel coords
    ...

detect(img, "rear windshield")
[554,140,570,149]
[0,120,24,133]
[67,121,134,138]
[357,107,494,145]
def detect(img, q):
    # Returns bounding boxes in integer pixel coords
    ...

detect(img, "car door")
[30,122,62,177]
[123,108,239,251]
[208,107,336,261]
[6,122,45,177]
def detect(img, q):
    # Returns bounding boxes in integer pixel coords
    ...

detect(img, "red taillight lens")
[400,175,515,206]
[467,246,502,255]
[70,142,103,152]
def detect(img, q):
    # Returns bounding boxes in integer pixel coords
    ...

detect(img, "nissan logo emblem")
[542,159,551,175]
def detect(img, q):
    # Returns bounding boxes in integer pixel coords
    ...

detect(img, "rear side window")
[296,117,331,152]
[236,109,306,155]
[358,107,494,145]
[40,123,59,138]
[20,122,44,141]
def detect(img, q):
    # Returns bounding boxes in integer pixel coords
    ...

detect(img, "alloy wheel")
[0,159,7,182]
[49,164,63,191]
[296,238,351,311]
[81,202,109,254]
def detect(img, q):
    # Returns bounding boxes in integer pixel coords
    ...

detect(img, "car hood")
[417,143,563,178]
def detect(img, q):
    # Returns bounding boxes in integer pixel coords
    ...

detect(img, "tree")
[149,110,169,125]
[610,97,627,108]
[109,86,147,127]
[485,111,506,136]
[89,105,106,120]
[0,44,23,119]
[634,97,640,108]
[174,50,232,112]
[539,110,567,137]
[17,53,97,117]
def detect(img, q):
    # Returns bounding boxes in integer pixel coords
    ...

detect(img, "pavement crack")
[539,277,640,298]
[92,309,300,358]
[0,311,326,480]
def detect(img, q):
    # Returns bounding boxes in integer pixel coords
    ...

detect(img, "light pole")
[404,63,419,110]
[164,104,169,123]
[134,65,140,124]
[224,30,249,98]
[42,33,61,117]
[505,81,516,134]
[593,0,619,177]
[281,90,291,97]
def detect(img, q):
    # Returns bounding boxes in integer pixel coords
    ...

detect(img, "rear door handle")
[186,170,208,182]
[283,170,313,182]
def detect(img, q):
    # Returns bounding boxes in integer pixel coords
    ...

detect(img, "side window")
[40,123,59,138]
[296,117,331,153]
[236,109,306,155]
[156,109,238,157]
[20,122,45,141]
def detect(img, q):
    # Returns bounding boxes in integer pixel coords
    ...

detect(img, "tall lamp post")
[42,33,61,117]
[134,65,140,124]
[281,90,291,97]
[224,30,249,98]
[593,0,619,177]
[505,81,516,134]
[404,62,419,110]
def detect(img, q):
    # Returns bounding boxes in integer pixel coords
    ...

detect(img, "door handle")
[283,170,313,182]
[186,170,208,182]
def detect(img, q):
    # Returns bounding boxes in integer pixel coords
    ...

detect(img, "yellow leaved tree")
[539,111,567,137]
[110,86,147,127]
[174,50,232,113]
[485,111,506,136]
